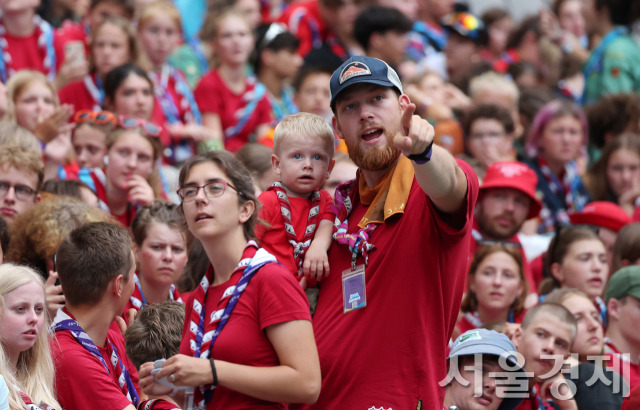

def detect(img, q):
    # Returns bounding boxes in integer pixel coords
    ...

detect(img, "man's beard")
[345,129,401,171]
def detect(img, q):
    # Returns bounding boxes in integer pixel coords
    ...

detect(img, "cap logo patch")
[498,163,526,178]
[454,331,482,347]
[339,62,371,84]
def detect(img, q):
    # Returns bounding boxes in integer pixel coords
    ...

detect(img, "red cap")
[568,201,631,232]
[479,161,542,220]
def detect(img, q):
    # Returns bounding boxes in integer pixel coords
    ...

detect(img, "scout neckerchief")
[84,73,104,111]
[325,33,349,61]
[582,26,628,104]
[537,157,587,226]
[594,296,607,328]
[51,308,140,407]
[332,156,415,269]
[288,8,322,50]
[15,385,55,410]
[532,386,554,410]
[150,64,202,125]
[411,20,447,53]
[223,76,267,141]
[138,398,181,410]
[0,15,57,83]
[129,272,183,310]
[267,182,321,275]
[267,87,298,123]
[188,241,277,407]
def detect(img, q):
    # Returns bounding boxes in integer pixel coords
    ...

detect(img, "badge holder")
[342,252,366,313]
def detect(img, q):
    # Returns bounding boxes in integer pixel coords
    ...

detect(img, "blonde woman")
[0,263,61,410]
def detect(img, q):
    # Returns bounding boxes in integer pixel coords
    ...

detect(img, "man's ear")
[607,298,620,321]
[112,274,125,298]
[332,116,344,140]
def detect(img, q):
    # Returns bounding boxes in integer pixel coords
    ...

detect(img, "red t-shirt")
[605,339,640,390]
[193,70,272,152]
[179,247,312,408]
[2,20,68,79]
[58,75,101,114]
[278,0,327,57]
[77,168,138,227]
[296,159,479,409]
[256,189,334,276]
[138,398,181,409]
[51,325,141,410]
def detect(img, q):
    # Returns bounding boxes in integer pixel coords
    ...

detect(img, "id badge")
[342,265,366,313]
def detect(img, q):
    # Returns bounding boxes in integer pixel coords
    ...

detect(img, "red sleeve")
[256,190,277,242]
[52,331,138,410]
[254,94,275,128]
[252,263,311,329]
[319,190,334,221]
[193,72,220,114]
[138,398,181,409]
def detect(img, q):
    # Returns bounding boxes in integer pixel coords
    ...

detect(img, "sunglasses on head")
[117,115,161,137]
[74,109,117,126]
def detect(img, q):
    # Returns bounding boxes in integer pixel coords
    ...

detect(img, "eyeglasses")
[469,131,506,141]
[0,181,37,201]
[117,116,161,137]
[476,239,522,249]
[74,109,117,126]
[177,180,244,202]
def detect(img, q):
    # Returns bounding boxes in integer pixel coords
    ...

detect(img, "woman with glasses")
[524,99,591,233]
[77,114,166,226]
[455,243,528,339]
[138,151,321,408]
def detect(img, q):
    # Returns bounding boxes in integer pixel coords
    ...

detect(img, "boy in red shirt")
[51,222,140,410]
[257,112,335,287]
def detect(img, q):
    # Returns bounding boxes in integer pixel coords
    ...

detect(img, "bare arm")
[148,320,321,404]
[393,99,468,214]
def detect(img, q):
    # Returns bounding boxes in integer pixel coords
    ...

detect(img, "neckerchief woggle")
[190,241,277,407]
[331,175,377,270]
[267,182,321,275]
[51,308,140,407]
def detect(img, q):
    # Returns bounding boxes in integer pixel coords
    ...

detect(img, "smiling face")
[0,280,45,366]
[561,294,604,358]
[272,134,334,198]
[135,222,188,288]
[552,239,608,300]
[470,251,524,315]
[105,131,154,192]
[332,84,404,171]
[138,14,181,67]
[14,80,56,133]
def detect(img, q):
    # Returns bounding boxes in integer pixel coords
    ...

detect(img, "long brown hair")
[460,243,528,317]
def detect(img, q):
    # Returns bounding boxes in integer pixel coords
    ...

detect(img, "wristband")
[407,139,434,164]
[197,139,224,153]
[209,358,218,387]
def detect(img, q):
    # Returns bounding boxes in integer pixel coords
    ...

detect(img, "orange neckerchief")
[357,156,415,228]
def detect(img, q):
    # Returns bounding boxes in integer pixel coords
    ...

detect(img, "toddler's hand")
[302,245,330,281]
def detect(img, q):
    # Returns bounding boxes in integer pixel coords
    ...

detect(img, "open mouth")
[361,128,383,141]
[195,213,212,221]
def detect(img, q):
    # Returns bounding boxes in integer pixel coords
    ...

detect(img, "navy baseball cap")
[329,56,403,110]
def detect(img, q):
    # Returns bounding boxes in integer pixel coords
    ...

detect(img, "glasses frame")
[117,115,161,137]
[74,109,117,126]
[0,181,38,201]
[177,180,243,202]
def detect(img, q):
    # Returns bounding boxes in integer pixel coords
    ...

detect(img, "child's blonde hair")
[273,112,335,158]
[0,264,61,410]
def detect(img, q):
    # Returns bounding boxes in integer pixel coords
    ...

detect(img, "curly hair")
[5,196,116,278]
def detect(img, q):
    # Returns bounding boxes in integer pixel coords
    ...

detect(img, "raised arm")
[393,99,468,214]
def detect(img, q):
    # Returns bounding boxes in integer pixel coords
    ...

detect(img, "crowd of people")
[1,0,640,409]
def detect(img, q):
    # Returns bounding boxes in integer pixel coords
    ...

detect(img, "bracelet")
[209,358,218,387]
[197,139,224,153]
[407,139,434,164]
